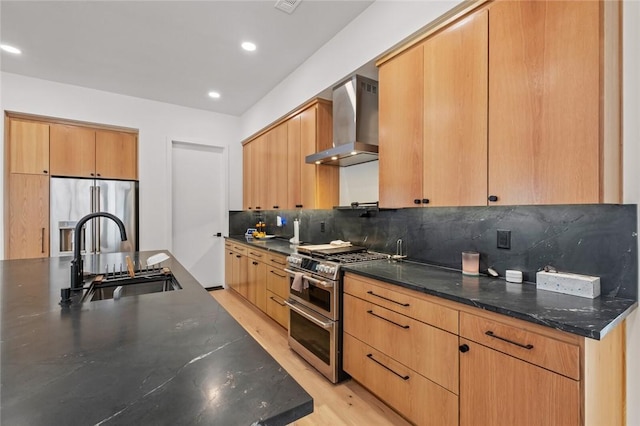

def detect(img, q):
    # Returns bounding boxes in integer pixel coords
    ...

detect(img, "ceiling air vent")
[274,0,302,14]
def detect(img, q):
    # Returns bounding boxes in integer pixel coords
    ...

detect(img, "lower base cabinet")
[225,241,289,330]
[342,272,625,426]
[459,339,580,426]
[343,333,458,426]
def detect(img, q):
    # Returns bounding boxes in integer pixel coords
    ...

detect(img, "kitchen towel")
[291,272,305,292]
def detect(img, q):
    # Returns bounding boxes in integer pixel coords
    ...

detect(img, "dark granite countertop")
[226,235,637,339]
[342,259,636,340]
[227,236,300,257]
[1,250,312,425]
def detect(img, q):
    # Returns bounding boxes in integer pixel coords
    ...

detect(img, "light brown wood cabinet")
[342,272,625,426]
[8,120,50,175]
[242,99,338,210]
[343,274,458,425]
[50,124,138,180]
[224,241,289,330]
[7,174,50,259]
[378,0,620,207]
[95,130,138,180]
[265,253,289,329]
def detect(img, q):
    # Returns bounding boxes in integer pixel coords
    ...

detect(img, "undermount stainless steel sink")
[82,272,181,302]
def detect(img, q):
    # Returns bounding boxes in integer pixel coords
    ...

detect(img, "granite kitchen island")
[1,251,312,425]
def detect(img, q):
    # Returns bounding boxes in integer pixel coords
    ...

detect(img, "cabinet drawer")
[344,273,458,333]
[460,312,580,380]
[266,266,289,299]
[266,252,288,270]
[266,291,288,329]
[344,293,459,393]
[247,247,266,261]
[344,333,457,426]
[231,244,248,256]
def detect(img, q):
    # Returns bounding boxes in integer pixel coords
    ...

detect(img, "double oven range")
[284,245,388,383]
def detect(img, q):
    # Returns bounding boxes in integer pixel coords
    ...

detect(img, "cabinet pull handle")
[252,261,259,265]
[255,206,262,210]
[413,199,421,205]
[43,170,48,174]
[366,354,409,380]
[270,270,286,278]
[271,259,286,265]
[295,204,303,208]
[367,310,410,329]
[459,344,470,353]
[422,198,430,204]
[270,296,286,307]
[273,205,279,209]
[485,331,534,350]
[236,255,242,259]
[90,173,95,176]
[367,290,410,307]
[488,195,499,202]
[249,251,263,257]
[41,228,45,253]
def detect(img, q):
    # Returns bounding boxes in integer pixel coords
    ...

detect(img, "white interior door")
[171,141,226,288]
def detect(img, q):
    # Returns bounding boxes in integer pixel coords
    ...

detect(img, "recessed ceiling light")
[241,42,257,52]
[1,44,22,54]
[208,91,221,99]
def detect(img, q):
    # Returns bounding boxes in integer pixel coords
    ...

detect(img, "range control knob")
[327,266,337,275]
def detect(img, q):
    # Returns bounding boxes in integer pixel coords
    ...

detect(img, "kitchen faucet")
[70,212,128,290]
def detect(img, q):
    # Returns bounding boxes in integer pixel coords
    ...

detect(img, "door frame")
[166,137,229,267]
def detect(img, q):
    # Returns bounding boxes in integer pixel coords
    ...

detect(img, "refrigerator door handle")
[95,186,101,253]
[89,186,96,253]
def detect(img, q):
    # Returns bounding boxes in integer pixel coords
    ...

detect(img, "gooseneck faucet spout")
[70,212,127,290]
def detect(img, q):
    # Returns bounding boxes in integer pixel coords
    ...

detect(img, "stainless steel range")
[284,245,388,383]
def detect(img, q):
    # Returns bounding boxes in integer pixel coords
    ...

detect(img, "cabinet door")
[287,115,302,209]
[300,106,318,209]
[247,259,267,311]
[8,120,50,175]
[250,135,268,210]
[225,247,234,288]
[459,340,580,426]
[266,291,289,329]
[7,174,49,259]
[50,124,96,177]
[243,142,253,210]
[95,130,138,179]
[232,253,248,296]
[423,10,488,206]
[488,0,600,204]
[266,123,288,209]
[379,44,424,208]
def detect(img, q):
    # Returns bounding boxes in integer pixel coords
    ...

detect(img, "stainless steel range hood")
[306,75,378,167]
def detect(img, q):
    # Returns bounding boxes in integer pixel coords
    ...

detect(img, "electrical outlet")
[497,229,511,249]
[320,222,325,232]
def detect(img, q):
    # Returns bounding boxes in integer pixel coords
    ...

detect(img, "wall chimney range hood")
[306,75,379,167]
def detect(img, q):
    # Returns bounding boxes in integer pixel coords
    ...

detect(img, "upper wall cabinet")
[8,120,50,175]
[379,11,488,208]
[95,130,138,180]
[378,0,621,207]
[487,0,619,205]
[242,99,338,211]
[50,124,138,180]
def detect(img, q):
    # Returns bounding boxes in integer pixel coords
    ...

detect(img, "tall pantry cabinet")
[5,119,51,259]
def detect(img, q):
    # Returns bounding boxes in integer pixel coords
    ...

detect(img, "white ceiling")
[0,1,374,116]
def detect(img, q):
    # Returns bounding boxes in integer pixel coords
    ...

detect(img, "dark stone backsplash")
[229,204,638,300]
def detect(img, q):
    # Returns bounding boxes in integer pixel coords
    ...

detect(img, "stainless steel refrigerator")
[50,177,138,257]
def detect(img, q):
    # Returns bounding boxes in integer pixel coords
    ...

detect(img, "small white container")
[505,270,523,283]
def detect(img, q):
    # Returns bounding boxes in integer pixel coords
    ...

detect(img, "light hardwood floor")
[209,289,411,426]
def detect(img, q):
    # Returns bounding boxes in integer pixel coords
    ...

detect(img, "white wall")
[1,72,240,257]
[623,1,640,422]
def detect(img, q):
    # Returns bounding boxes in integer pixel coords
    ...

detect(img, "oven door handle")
[284,300,333,329]
[284,269,333,288]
